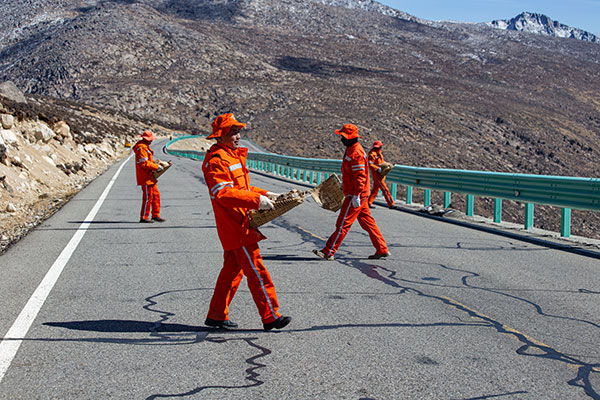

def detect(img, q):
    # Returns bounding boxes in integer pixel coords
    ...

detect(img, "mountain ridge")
[488,11,598,43]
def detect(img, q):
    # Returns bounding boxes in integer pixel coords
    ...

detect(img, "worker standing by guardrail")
[201,113,291,331]
[313,124,390,261]
[367,140,396,209]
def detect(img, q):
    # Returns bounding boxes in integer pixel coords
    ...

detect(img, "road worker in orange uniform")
[367,140,395,209]
[313,124,390,261]
[202,113,291,331]
[133,130,165,223]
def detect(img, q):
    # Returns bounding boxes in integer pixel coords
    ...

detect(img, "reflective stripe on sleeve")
[211,181,234,195]
[229,163,242,172]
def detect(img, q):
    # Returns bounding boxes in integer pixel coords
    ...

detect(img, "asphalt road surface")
[1,142,599,399]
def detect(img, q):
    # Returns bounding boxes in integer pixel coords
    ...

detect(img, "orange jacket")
[202,143,268,250]
[342,141,370,198]
[133,140,159,186]
[368,148,384,173]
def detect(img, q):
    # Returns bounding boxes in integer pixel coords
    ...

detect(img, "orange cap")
[207,113,246,139]
[141,130,156,141]
[373,140,383,148]
[335,124,362,139]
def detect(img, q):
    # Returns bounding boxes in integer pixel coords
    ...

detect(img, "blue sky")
[377,0,600,35]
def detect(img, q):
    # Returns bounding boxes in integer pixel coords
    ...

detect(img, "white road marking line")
[0,155,132,382]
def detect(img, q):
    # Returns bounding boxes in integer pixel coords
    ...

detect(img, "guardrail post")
[424,189,431,207]
[524,203,534,230]
[443,192,451,208]
[309,171,314,184]
[316,172,322,185]
[466,195,474,216]
[406,186,413,205]
[493,198,502,223]
[561,208,571,237]
[391,183,397,202]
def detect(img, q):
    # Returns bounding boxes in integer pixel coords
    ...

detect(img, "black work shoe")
[152,217,166,222]
[263,316,292,331]
[389,205,397,210]
[369,204,376,209]
[139,218,154,223]
[313,249,334,261]
[368,251,391,260]
[205,318,238,329]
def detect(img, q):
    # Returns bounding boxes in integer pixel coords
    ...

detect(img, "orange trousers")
[322,196,388,257]
[368,174,394,207]
[207,243,281,324]
[140,183,160,220]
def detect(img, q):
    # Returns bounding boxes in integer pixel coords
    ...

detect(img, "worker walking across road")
[202,113,291,331]
[367,140,395,209]
[313,124,390,261]
[133,130,166,223]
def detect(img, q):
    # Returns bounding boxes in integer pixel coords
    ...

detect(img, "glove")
[377,167,382,173]
[266,191,282,200]
[259,195,275,210]
[156,166,164,172]
[351,195,360,208]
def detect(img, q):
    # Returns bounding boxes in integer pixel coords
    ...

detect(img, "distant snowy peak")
[487,12,598,43]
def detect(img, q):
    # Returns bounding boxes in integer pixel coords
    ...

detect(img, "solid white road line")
[0,155,132,383]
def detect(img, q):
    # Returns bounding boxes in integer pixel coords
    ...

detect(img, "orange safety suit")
[202,142,282,325]
[322,141,388,257]
[133,140,161,220]
[367,148,394,207]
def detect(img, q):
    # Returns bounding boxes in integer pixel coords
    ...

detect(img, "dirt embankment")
[0,87,173,254]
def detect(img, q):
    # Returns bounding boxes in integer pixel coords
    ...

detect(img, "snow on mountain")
[488,11,598,43]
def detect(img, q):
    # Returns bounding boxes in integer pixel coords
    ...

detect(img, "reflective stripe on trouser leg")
[150,184,161,218]
[369,176,393,207]
[368,183,379,206]
[323,197,359,257]
[140,184,151,219]
[207,250,244,321]
[241,245,280,324]
[357,206,388,254]
[379,179,394,207]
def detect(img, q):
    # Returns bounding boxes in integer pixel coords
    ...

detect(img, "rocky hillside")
[0,82,171,253]
[0,0,598,238]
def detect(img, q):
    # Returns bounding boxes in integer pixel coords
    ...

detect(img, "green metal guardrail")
[166,136,600,238]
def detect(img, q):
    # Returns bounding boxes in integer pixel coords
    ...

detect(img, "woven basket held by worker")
[310,173,345,212]
[378,161,393,177]
[153,161,173,180]
[248,190,307,228]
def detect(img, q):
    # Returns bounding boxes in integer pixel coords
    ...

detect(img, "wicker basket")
[378,162,393,177]
[310,173,345,212]
[248,191,306,228]
[153,161,172,180]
